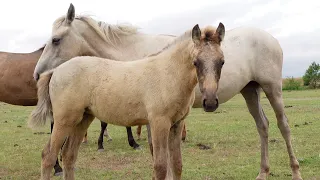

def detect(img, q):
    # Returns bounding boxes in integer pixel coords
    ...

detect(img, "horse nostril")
[215,98,219,105]
[202,99,207,108]
[34,73,39,81]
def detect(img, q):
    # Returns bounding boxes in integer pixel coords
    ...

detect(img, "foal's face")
[33,4,93,81]
[192,23,225,112]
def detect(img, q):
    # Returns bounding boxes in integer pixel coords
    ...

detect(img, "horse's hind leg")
[181,123,187,142]
[41,123,71,180]
[261,82,302,180]
[240,81,269,180]
[136,125,142,140]
[82,132,88,144]
[103,122,112,140]
[97,121,108,151]
[62,113,95,180]
[50,122,63,176]
[126,127,140,150]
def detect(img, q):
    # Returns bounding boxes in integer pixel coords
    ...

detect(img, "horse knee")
[174,160,183,175]
[154,163,167,179]
[41,151,57,169]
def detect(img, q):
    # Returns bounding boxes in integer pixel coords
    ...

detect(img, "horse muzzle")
[202,93,219,112]
[33,72,40,81]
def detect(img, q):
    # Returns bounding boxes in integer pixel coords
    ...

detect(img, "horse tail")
[28,70,54,129]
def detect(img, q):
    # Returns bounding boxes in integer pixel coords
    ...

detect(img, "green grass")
[0,90,319,180]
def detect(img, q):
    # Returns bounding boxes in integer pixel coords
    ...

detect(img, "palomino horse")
[0,46,140,176]
[28,23,225,180]
[32,4,302,180]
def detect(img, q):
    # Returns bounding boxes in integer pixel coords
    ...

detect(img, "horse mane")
[53,15,139,46]
[149,25,218,57]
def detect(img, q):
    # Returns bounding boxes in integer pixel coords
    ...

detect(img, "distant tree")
[302,61,320,88]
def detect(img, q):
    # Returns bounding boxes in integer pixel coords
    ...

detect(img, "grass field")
[0,89,319,180]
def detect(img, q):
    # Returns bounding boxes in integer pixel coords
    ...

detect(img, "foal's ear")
[216,22,225,42]
[192,24,201,45]
[66,3,75,25]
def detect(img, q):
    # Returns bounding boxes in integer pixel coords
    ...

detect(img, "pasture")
[0,89,319,179]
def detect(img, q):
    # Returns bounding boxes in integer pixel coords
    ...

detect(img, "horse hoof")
[82,141,88,144]
[54,172,63,176]
[107,138,113,142]
[98,149,104,152]
[134,146,142,150]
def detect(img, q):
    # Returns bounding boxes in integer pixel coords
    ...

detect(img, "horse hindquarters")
[61,114,95,180]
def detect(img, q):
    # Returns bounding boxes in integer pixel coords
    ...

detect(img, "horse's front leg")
[169,120,184,180]
[150,118,171,180]
[126,126,141,150]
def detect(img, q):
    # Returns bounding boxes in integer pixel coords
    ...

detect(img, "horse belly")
[90,94,148,127]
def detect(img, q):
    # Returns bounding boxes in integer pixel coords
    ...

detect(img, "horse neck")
[84,31,173,61]
[156,38,198,90]
[161,38,195,69]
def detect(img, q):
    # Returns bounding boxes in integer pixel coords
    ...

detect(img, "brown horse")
[0,46,140,176]
[28,23,225,180]
[0,47,42,106]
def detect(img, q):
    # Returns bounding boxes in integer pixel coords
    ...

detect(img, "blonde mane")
[53,15,139,46]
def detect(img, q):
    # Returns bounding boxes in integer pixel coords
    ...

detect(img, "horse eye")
[52,38,61,45]
[193,61,199,67]
[221,61,225,66]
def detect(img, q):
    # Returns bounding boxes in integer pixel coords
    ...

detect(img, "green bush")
[282,76,303,90]
[303,61,320,89]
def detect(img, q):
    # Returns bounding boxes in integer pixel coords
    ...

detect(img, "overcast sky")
[0,0,319,77]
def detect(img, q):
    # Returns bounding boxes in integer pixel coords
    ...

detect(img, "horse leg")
[146,124,153,156]
[62,113,94,180]
[136,125,142,140]
[98,121,108,151]
[261,82,302,180]
[150,118,171,179]
[82,131,88,144]
[241,82,269,180]
[181,123,186,142]
[41,123,71,180]
[126,126,140,150]
[169,120,184,180]
[102,121,113,141]
[50,121,63,176]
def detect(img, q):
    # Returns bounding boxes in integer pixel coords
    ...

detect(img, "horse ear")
[216,22,225,42]
[192,24,201,45]
[66,3,75,25]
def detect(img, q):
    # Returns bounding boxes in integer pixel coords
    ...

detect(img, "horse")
[32,4,302,180]
[28,22,225,180]
[0,45,140,176]
[0,47,42,106]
